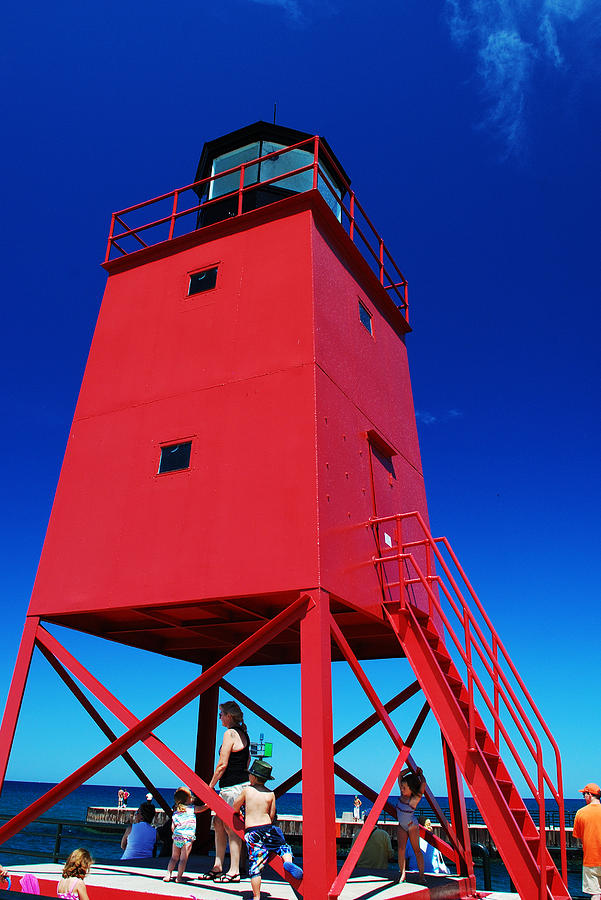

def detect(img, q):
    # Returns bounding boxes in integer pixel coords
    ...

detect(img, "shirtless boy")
[233,760,302,900]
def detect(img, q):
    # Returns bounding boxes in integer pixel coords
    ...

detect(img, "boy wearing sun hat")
[573,782,601,900]
[233,759,302,899]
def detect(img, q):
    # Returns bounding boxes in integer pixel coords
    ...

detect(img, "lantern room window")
[158,442,192,474]
[208,139,342,220]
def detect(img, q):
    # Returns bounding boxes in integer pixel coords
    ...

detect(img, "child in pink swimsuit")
[57,848,93,900]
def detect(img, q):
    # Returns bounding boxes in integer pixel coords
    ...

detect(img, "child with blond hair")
[57,848,93,900]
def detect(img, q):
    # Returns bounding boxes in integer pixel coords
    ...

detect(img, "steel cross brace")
[220,677,424,817]
[0,595,310,849]
[330,698,434,899]
[222,652,454,863]
[36,640,172,818]
[329,614,469,865]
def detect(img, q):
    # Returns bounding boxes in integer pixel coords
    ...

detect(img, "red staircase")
[371,511,570,900]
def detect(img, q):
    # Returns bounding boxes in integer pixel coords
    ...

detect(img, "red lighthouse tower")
[0,123,569,900]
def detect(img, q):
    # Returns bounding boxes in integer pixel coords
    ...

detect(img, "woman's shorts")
[583,865,601,894]
[219,782,250,806]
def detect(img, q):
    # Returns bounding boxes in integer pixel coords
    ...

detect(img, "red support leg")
[0,617,39,794]
[442,734,475,884]
[194,678,219,848]
[300,590,337,900]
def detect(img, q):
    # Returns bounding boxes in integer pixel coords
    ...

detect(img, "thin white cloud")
[416,409,464,425]
[247,0,304,21]
[445,0,599,153]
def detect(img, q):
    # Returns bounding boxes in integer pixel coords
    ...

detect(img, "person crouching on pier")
[233,760,302,900]
[396,766,427,883]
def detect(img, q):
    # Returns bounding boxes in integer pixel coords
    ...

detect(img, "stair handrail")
[383,561,552,900]
[391,552,544,797]
[381,549,553,900]
[401,545,555,794]
[370,510,567,886]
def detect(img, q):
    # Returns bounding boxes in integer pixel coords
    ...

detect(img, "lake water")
[0,781,586,896]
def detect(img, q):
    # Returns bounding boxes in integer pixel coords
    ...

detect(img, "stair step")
[431,650,453,672]
[412,608,430,624]
[446,671,463,688]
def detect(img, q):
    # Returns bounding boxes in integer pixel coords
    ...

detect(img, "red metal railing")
[104,136,409,321]
[370,510,568,897]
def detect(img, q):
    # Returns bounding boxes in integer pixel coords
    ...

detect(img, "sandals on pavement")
[213,873,241,883]
[200,869,222,880]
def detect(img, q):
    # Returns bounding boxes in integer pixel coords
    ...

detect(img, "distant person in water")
[233,760,302,899]
[57,848,93,900]
[121,804,156,859]
[396,766,427,883]
[163,787,204,883]
[573,783,601,900]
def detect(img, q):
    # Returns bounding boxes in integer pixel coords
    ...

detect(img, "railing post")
[538,752,546,900]
[168,191,178,242]
[237,164,245,216]
[105,214,116,264]
[379,239,384,285]
[425,541,433,618]
[492,635,500,748]
[312,136,319,190]
[349,192,355,241]
[396,515,406,611]
[53,822,63,863]
[464,612,475,750]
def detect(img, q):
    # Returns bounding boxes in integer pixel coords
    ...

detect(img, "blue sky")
[1,0,599,805]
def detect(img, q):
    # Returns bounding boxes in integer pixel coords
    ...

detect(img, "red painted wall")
[311,218,430,615]
[28,195,431,630]
[29,210,319,616]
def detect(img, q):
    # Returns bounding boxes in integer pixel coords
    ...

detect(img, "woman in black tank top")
[202,701,250,882]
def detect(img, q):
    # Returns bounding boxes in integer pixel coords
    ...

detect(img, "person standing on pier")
[198,700,251,883]
[573,782,601,900]
[396,766,427,884]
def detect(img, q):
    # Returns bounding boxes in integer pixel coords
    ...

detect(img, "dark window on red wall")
[359,300,373,334]
[158,442,192,473]
[188,266,218,295]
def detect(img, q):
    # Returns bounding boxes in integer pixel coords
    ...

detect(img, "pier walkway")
[5,857,478,900]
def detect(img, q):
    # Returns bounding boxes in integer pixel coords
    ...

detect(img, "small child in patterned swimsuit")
[163,787,204,883]
[233,760,302,900]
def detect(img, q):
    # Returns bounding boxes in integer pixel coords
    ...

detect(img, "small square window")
[359,300,373,334]
[158,442,192,474]
[188,267,218,296]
